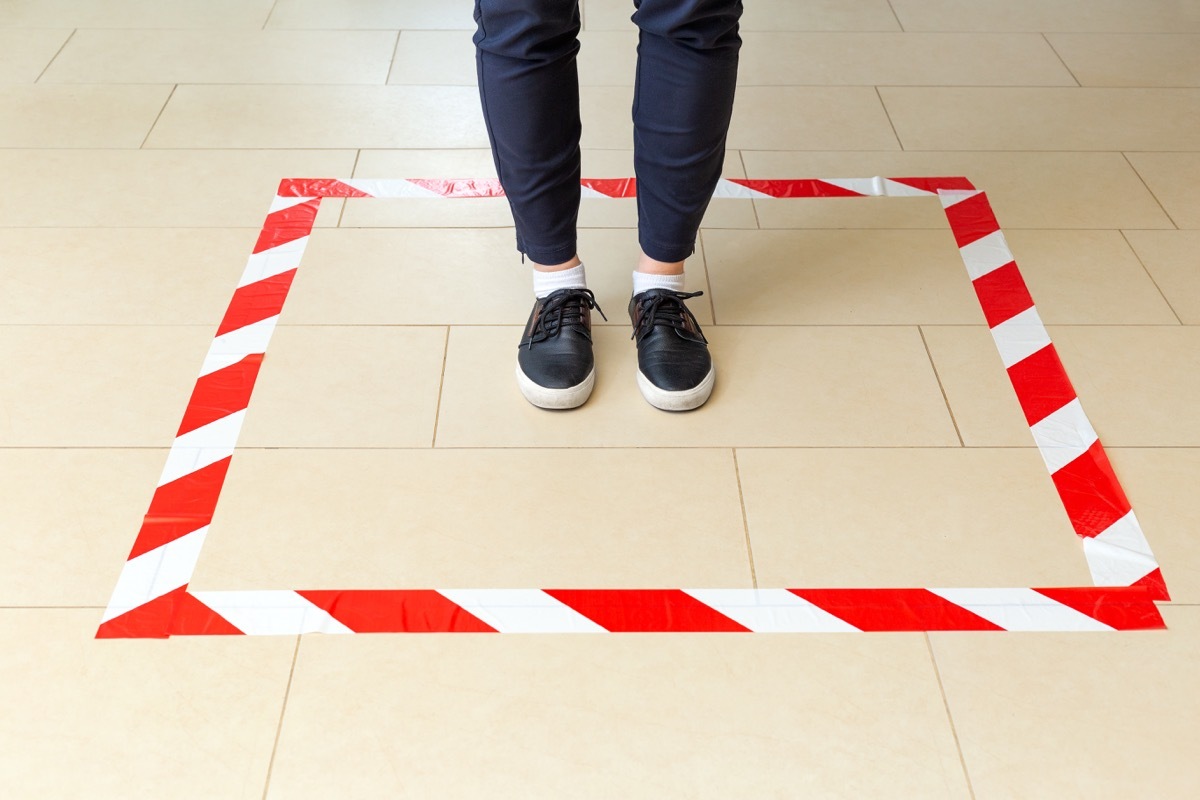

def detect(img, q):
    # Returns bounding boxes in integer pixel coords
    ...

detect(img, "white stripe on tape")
[929,588,1112,632]
[882,179,936,197]
[960,229,1015,280]
[200,315,279,377]
[711,179,774,200]
[991,306,1052,369]
[683,589,859,632]
[339,178,444,199]
[268,195,315,214]
[191,591,353,635]
[819,177,884,196]
[237,236,309,287]
[1030,398,1099,474]
[437,589,606,633]
[938,189,982,208]
[1084,511,1160,587]
[101,526,209,623]
[158,410,246,486]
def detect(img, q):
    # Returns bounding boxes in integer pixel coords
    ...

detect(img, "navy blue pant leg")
[472,0,742,265]
[473,0,582,266]
[632,0,743,262]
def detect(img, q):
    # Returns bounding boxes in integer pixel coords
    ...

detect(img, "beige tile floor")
[1,1,1197,796]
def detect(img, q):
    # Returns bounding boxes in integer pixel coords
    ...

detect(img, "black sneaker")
[516,287,606,409]
[628,289,715,411]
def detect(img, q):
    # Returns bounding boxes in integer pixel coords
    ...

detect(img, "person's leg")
[626,0,743,411]
[631,0,743,276]
[473,0,583,272]
[474,0,601,409]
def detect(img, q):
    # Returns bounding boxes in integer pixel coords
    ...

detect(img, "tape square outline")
[96,176,1170,638]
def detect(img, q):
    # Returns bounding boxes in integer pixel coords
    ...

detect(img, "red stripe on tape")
[1052,441,1133,539]
[729,179,864,198]
[215,269,295,337]
[94,585,184,639]
[176,355,261,437]
[789,589,1003,631]
[298,590,496,633]
[1132,568,1171,602]
[253,199,320,254]
[168,589,244,636]
[404,178,506,198]
[580,178,636,197]
[973,261,1032,328]
[944,191,1001,248]
[891,176,976,193]
[1033,587,1165,630]
[544,589,749,632]
[128,457,231,559]
[1006,344,1077,427]
[276,179,370,198]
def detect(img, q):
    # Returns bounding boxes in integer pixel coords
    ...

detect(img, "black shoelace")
[632,290,707,344]
[526,288,607,347]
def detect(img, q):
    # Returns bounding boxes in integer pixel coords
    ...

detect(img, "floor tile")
[266,0,475,30]
[0,28,70,83]
[1126,152,1200,229]
[0,609,292,800]
[1048,325,1200,446]
[41,29,397,85]
[728,87,900,150]
[268,634,968,798]
[237,326,446,448]
[0,325,216,447]
[1123,230,1200,323]
[704,228,984,324]
[1047,34,1200,87]
[0,228,255,325]
[342,148,757,231]
[741,151,1174,230]
[145,85,489,149]
[739,448,1094,588]
[931,606,1200,799]
[0,0,275,28]
[0,149,356,228]
[584,0,902,32]
[0,84,170,148]
[280,227,713,326]
[0,450,165,606]
[435,325,960,448]
[193,448,750,590]
[881,88,1200,151]
[389,30,638,87]
[891,0,1200,33]
[999,230,1179,324]
[1106,449,1200,604]
[738,32,1074,86]
[925,325,1200,447]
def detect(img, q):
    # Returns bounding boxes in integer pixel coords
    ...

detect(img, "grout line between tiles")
[737,150,763,230]
[696,230,718,323]
[138,84,176,149]
[262,1,279,31]
[874,85,905,150]
[918,326,966,447]
[925,634,977,800]
[261,635,301,800]
[33,28,75,83]
[884,0,905,32]
[430,326,451,447]
[0,606,105,610]
[1121,152,1181,230]
[1119,230,1185,325]
[383,30,402,85]
[1040,33,1082,87]
[336,149,362,227]
[731,449,759,589]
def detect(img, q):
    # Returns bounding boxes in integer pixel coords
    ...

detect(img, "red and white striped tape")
[96,177,1168,639]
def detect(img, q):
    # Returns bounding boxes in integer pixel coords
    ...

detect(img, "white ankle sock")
[532,263,587,298]
[632,270,686,296]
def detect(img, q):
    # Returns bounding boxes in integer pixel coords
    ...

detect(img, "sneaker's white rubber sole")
[516,364,595,409]
[636,365,715,411]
